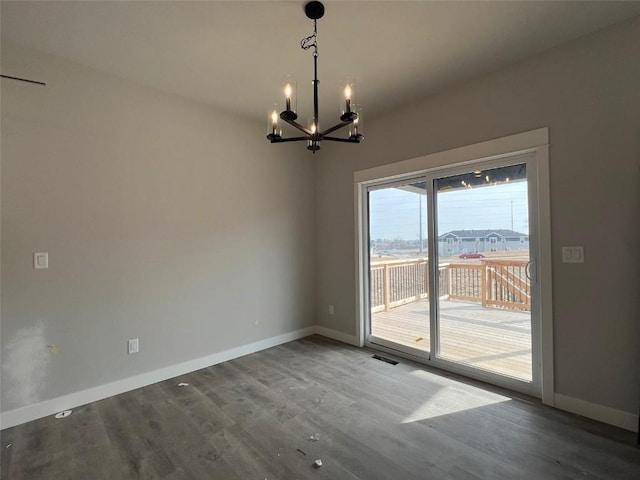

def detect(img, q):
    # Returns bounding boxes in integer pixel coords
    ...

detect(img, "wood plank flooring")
[1,335,638,479]
[372,299,532,380]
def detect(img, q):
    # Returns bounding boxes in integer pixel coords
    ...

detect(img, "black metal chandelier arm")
[281,116,313,136]
[320,120,354,136]
[323,135,363,143]
[268,136,310,143]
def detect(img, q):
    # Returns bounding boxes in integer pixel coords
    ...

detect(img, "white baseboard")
[5,328,636,434]
[0,327,315,430]
[554,393,638,432]
[313,325,359,347]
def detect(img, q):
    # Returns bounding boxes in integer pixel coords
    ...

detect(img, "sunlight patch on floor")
[401,371,511,424]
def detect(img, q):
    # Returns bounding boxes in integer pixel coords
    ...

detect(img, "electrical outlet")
[128,338,139,354]
[33,252,48,269]
[328,304,335,315]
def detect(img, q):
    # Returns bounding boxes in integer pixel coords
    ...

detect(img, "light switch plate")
[128,338,139,354]
[34,252,48,269]
[562,246,584,263]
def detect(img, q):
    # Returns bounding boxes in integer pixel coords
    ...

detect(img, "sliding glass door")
[365,155,539,393]
[433,163,532,381]
[368,179,430,357]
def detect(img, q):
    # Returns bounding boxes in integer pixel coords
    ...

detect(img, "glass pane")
[435,164,532,381]
[369,181,430,352]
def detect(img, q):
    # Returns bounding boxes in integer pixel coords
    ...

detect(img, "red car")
[459,252,485,259]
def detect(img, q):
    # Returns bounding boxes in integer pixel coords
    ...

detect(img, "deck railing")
[370,258,531,313]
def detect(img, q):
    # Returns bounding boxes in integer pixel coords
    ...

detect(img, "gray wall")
[315,18,640,414]
[1,43,315,412]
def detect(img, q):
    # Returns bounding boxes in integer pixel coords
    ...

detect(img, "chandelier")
[266,1,363,152]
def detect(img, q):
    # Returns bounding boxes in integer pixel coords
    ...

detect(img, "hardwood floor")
[1,336,638,479]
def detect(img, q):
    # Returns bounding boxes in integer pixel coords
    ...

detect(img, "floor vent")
[372,354,399,365]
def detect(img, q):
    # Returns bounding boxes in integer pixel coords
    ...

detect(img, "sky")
[369,180,529,241]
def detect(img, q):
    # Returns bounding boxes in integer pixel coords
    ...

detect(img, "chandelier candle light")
[267,1,363,152]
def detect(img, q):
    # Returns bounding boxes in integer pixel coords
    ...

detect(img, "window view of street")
[369,164,532,381]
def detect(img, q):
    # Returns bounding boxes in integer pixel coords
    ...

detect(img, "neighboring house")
[438,229,529,256]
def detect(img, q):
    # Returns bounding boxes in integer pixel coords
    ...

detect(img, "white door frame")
[354,128,554,405]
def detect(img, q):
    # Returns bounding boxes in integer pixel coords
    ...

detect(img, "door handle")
[526,260,537,284]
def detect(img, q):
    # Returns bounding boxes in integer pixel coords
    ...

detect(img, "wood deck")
[372,299,532,381]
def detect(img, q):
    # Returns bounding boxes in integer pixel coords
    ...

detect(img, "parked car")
[459,252,485,259]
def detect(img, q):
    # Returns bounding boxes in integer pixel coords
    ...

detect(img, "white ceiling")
[3,1,640,124]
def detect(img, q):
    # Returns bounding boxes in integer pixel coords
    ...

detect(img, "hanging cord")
[300,19,318,56]
[301,18,320,153]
